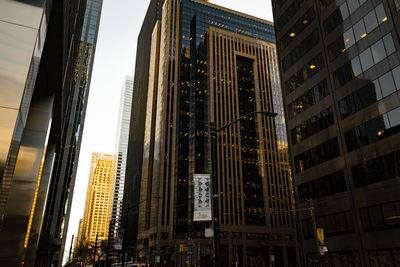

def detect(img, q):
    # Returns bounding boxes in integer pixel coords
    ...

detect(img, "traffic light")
[139,251,143,258]
[179,244,184,252]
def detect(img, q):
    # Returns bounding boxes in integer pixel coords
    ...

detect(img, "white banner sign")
[193,174,212,221]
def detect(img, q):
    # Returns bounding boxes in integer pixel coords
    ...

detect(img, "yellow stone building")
[80,153,116,247]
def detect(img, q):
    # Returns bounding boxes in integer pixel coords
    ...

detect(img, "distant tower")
[110,77,134,246]
[81,153,116,246]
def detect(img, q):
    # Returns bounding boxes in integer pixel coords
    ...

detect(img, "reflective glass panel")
[347,0,359,14]
[383,34,396,55]
[370,40,386,63]
[351,57,362,76]
[375,4,387,23]
[388,107,400,128]
[359,48,374,71]
[364,9,378,33]
[340,3,349,20]
[373,79,383,100]
[343,28,355,49]
[353,20,366,41]
[379,72,396,97]
[392,66,400,89]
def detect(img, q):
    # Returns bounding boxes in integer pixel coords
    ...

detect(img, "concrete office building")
[0,0,87,266]
[110,76,134,246]
[80,153,116,248]
[35,1,103,266]
[124,0,297,266]
[271,0,400,266]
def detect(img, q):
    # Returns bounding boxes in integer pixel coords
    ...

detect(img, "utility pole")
[209,122,221,267]
[106,220,112,267]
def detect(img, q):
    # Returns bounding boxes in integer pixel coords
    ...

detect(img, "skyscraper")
[271,0,400,266]
[124,0,297,266]
[0,1,87,266]
[80,153,116,248]
[110,76,134,246]
[35,1,103,266]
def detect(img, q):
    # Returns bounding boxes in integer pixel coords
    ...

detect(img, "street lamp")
[209,110,277,267]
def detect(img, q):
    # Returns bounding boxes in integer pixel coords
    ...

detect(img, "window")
[285,54,323,95]
[294,138,340,173]
[370,40,386,63]
[287,80,329,119]
[344,106,400,152]
[291,107,334,144]
[282,30,320,71]
[351,150,400,187]
[297,171,346,202]
[379,72,396,97]
[359,48,374,71]
[360,201,400,231]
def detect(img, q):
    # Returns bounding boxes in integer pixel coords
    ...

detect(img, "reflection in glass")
[359,48,374,71]
[370,40,386,63]
[343,28,355,49]
[364,9,378,33]
[351,57,362,76]
[353,20,366,41]
[383,33,396,55]
[379,72,396,98]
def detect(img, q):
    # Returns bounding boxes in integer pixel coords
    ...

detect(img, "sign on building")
[193,174,212,221]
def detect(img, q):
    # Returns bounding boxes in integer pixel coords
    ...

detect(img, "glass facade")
[273,0,400,266]
[110,77,134,244]
[37,0,103,265]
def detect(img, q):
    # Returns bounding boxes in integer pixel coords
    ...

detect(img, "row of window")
[307,251,360,267]
[339,65,400,119]
[333,33,396,88]
[328,3,387,62]
[369,249,400,267]
[297,171,346,202]
[291,107,334,144]
[285,54,323,95]
[277,0,308,31]
[302,210,354,239]
[323,0,367,36]
[360,200,400,232]
[294,137,340,173]
[287,79,329,119]
[279,7,315,51]
[345,106,400,152]
[350,33,395,76]
[351,149,400,188]
[282,30,319,72]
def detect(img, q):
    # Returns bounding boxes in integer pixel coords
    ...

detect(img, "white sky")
[64,0,273,263]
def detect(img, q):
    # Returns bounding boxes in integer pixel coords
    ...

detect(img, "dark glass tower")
[124,0,297,266]
[272,0,400,266]
[35,1,103,266]
[0,0,88,266]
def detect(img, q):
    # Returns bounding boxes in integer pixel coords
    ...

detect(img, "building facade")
[80,153,116,248]
[271,0,400,266]
[125,0,297,266]
[35,1,103,266]
[0,0,87,266]
[110,76,134,246]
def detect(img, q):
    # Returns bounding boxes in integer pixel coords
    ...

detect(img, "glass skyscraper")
[0,0,88,266]
[35,0,103,266]
[272,0,400,266]
[110,76,134,247]
[124,0,297,266]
